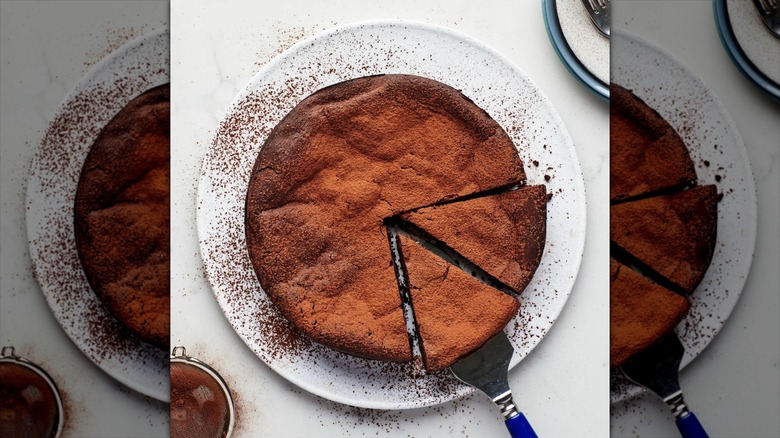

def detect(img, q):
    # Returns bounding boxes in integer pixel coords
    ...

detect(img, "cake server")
[450,331,538,438]
[621,332,709,438]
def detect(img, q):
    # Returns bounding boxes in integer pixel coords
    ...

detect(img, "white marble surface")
[171,0,608,437]
[0,1,169,437]
[610,2,780,438]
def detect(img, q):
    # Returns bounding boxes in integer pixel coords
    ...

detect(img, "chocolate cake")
[610,83,696,203]
[398,235,519,372]
[610,84,719,369]
[245,74,534,363]
[610,258,690,368]
[74,84,170,349]
[400,185,547,293]
[611,185,718,295]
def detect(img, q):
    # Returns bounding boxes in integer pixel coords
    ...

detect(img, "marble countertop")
[170,0,608,437]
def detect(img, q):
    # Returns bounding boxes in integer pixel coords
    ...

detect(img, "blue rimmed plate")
[543,0,610,100]
[714,0,780,101]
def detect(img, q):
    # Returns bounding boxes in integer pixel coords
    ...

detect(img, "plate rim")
[197,19,587,409]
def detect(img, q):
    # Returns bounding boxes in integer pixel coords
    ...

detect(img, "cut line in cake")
[383,183,548,371]
[392,180,526,216]
[392,232,521,372]
[386,227,423,363]
[610,184,718,296]
[610,242,689,298]
[399,184,547,295]
[609,83,720,372]
[386,218,516,295]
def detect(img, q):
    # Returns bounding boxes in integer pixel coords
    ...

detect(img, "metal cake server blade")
[450,331,538,438]
[621,332,709,438]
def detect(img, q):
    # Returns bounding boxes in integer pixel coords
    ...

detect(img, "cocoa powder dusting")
[33,81,153,359]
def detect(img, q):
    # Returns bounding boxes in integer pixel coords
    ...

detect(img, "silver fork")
[582,0,610,38]
[752,0,780,38]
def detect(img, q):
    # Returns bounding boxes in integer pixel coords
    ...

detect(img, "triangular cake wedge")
[399,185,546,293]
[398,235,519,372]
[611,185,718,295]
[249,204,412,362]
[610,84,697,202]
[610,258,690,368]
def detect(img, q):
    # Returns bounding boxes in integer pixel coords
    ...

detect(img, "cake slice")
[399,185,546,293]
[611,185,718,295]
[610,84,697,203]
[249,204,412,362]
[610,258,690,368]
[398,235,519,372]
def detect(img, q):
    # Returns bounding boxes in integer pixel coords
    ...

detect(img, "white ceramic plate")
[610,30,758,404]
[199,20,586,410]
[26,29,170,402]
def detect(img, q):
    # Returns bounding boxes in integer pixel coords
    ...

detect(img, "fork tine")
[752,0,780,36]
[762,0,778,11]
[581,0,610,37]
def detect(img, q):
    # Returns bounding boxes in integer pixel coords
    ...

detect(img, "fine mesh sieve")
[170,346,234,438]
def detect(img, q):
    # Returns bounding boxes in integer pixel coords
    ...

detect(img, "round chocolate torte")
[74,84,170,350]
[245,74,544,365]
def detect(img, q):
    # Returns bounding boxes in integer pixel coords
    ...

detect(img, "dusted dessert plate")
[610,30,757,403]
[198,20,586,409]
[26,29,170,402]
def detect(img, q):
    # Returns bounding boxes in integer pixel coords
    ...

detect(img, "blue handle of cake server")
[676,412,709,438]
[505,412,538,438]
